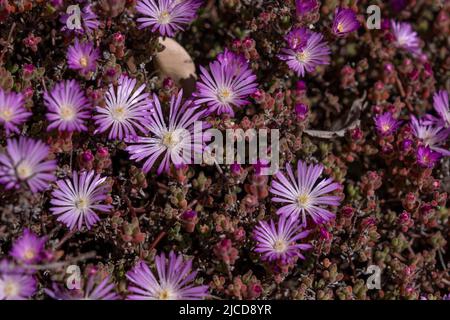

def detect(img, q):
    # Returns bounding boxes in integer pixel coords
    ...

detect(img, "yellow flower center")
[75,197,90,210]
[158,288,174,300]
[16,162,33,180]
[60,105,76,121]
[297,193,310,208]
[296,51,310,62]
[158,11,171,24]
[273,239,287,253]
[162,131,180,148]
[23,248,35,261]
[79,56,89,68]
[337,23,344,33]
[217,88,232,103]
[3,281,19,298]
[0,107,13,122]
[382,124,391,133]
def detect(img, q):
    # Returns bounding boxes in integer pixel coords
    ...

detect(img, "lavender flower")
[432,90,449,128]
[93,75,151,140]
[374,112,401,136]
[270,161,342,226]
[0,137,56,192]
[410,116,450,156]
[277,29,331,77]
[284,28,311,51]
[332,8,360,37]
[67,39,100,76]
[126,251,208,300]
[135,0,201,37]
[127,90,208,174]
[60,4,100,35]
[44,80,91,132]
[50,170,112,230]
[46,275,119,300]
[253,215,312,263]
[0,273,36,300]
[10,229,46,265]
[0,88,31,135]
[416,146,441,168]
[391,20,422,56]
[194,50,258,116]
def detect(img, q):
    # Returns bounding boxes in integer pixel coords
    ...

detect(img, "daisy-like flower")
[135,0,201,37]
[10,229,46,265]
[194,50,258,116]
[126,251,209,300]
[270,161,342,226]
[67,39,100,77]
[391,20,422,56]
[277,29,331,77]
[127,90,208,174]
[416,145,441,168]
[0,137,56,192]
[46,274,119,300]
[61,4,100,35]
[374,112,401,136]
[50,170,112,230]
[93,75,151,140]
[0,88,31,135]
[410,116,450,156]
[332,7,360,37]
[253,215,312,263]
[0,274,36,300]
[44,80,91,132]
[432,90,449,128]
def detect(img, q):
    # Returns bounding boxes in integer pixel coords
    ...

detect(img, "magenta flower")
[0,137,56,192]
[295,0,318,16]
[0,88,31,135]
[416,146,441,168]
[277,29,331,77]
[410,116,450,156]
[253,215,312,263]
[46,274,119,300]
[0,272,36,300]
[391,20,422,56]
[270,161,342,226]
[67,39,100,76]
[432,90,449,128]
[94,75,152,140]
[332,8,360,37]
[374,112,401,136]
[126,251,209,300]
[284,28,311,51]
[194,50,258,116]
[135,0,202,37]
[44,80,91,132]
[10,229,46,265]
[60,4,100,35]
[127,90,208,174]
[50,170,112,230]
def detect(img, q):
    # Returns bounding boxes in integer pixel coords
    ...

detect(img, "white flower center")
[158,287,175,300]
[75,197,90,211]
[297,193,310,208]
[158,10,171,24]
[111,105,127,121]
[296,50,310,63]
[0,107,13,121]
[2,281,20,298]
[59,105,76,121]
[273,239,287,253]
[217,88,233,103]
[16,162,33,180]
[162,131,180,149]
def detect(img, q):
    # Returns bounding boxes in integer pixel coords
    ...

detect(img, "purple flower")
[253,215,312,263]
[374,112,401,136]
[295,0,318,16]
[0,137,56,192]
[284,28,311,51]
[416,146,441,168]
[44,80,91,132]
[410,116,450,156]
[46,274,119,300]
[194,50,258,116]
[332,8,360,37]
[277,29,331,77]
[391,20,422,56]
[127,90,208,174]
[270,161,342,226]
[0,88,31,135]
[0,272,36,300]
[432,90,449,128]
[135,0,202,37]
[67,39,100,76]
[126,251,209,300]
[94,75,152,140]
[10,229,46,265]
[50,170,112,230]
[60,4,100,35]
